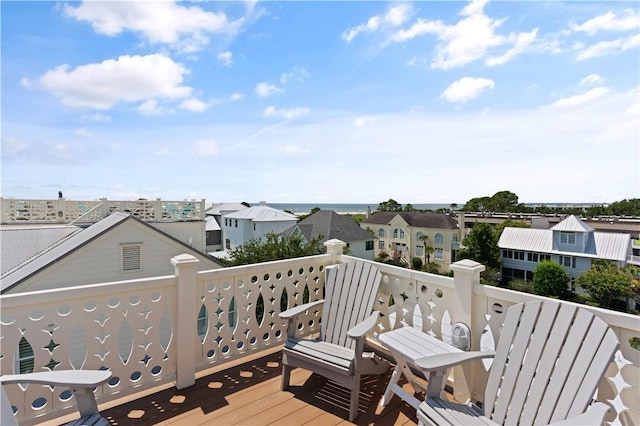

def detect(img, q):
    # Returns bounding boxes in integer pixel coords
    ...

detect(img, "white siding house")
[498,215,631,283]
[1,211,222,294]
[222,202,298,250]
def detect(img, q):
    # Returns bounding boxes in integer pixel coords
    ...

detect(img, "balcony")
[1,241,639,425]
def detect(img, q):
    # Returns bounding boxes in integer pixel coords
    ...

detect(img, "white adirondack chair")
[416,300,619,426]
[1,370,111,426]
[280,261,389,421]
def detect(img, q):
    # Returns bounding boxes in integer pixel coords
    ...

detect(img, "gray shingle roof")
[362,212,459,229]
[291,210,374,244]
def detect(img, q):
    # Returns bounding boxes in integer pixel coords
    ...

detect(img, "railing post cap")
[324,239,346,248]
[171,253,199,266]
[449,259,486,273]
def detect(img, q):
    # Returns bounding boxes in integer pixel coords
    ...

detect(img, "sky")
[1,0,639,205]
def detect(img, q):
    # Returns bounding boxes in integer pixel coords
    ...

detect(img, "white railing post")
[449,259,485,403]
[324,239,346,263]
[99,198,109,218]
[155,198,163,221]
[171,254,200,389]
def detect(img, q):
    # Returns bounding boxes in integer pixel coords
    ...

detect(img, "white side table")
[378,326,463,410]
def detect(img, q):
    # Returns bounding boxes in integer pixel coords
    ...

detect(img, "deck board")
[88,349,423,426]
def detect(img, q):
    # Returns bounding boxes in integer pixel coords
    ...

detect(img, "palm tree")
[420,234,434,265]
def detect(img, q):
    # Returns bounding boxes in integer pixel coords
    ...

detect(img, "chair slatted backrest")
[321,261,382,350]
[485,300,619,425]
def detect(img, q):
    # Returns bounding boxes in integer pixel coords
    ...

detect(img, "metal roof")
[1,225,81,277]
[499,227,630,261]
[551,215,594,233]
[205,216,221,231]
[205,203,248,216]
[224,205,297,222]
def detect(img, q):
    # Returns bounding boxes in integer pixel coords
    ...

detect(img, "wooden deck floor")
[84,348,420,426]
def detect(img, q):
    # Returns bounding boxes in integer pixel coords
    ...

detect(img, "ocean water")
[267,203,453,214]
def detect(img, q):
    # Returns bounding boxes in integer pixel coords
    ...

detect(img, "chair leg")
[349,378,360,422]
[281,363,291,391]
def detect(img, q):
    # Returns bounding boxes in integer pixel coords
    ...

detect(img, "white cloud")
[255,82,283,97]
[33,54,191,109]
[279,66,310,84]
[75,127,93,137]
[342,3,412,42]
[440,77,495,104]
[229,92,244,101]
[279,144,308,155]
[353,116,375,127]
[218,51,233,66]
[155,147,171,156]
[137,99,165,116]
[570,10,640,35]
[580,74,604,86]
[263,106,310,120]
[549,87,610,108]
[179,98,209,112]
[576,33,640,61]
[193,140,219,157]
[83,113,111,122]
[391,0,537,70]
[63,1,244,53]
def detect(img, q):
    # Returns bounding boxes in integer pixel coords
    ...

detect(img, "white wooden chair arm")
[279,299,324,320]
[414,351,496,371]
[1,370,111,388]
[548,402,610,426]
[347,311,380,340]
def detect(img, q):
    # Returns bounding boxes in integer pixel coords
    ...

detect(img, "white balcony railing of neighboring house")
[628,255,640,266]
[1,240,639,425]
[0,197,206,225]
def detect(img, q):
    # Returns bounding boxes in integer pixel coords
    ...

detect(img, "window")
[17,337,34,374]
[121,244,141,272]
[253,223,256,231]
[378,228,385,238]
[235,219,238,228]
[366,240,374,250]
[378,240,385,250]
[452,234,458,243]
[435,248,444,261]
[416,231,424,241]
[560,231,576,244]
[225,239,231,249]
[435,233,444,244]
[527,253,539,262]
[393,228,399,238]
[416,246,424,257]
[559,256,576,268]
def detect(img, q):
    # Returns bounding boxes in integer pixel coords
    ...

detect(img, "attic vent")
[122,243,142,272]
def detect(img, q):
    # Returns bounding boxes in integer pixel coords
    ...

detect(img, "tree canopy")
[576,260,639,309]
[462,190,520,212]
[495,219,529,238]
[225,232,324,266]
[457,222,500,269]
[533,260,569,298]
[378,199,403,212]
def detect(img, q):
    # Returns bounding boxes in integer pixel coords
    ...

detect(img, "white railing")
[628,254,640,266]
[1,242,638,425]
[0,197,205,224]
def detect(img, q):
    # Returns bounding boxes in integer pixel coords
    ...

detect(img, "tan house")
[360,212,464,271]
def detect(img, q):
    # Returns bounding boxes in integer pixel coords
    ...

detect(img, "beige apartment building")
[360,212,464,272]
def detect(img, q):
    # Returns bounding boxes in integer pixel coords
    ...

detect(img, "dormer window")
[560,231,576,245]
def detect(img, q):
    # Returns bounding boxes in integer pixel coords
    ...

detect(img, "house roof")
[205,216,221,231]
[1,211,223,293]
[284,210,374,244]
[206,203,248,216]
[498,227,630,261]
[362,212,459,229]
[1,225,81,277]
[224,204,297,222]
[551,215,594,233]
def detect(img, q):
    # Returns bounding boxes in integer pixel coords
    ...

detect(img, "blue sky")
[2,0,639,205]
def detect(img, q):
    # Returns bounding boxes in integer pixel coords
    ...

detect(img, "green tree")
[457,222,500,268]
[576,261,636,309]
[490,190,519,212]
[412,257,423,270]
[403,203,415,212]
[378,199,403,212]
[463,196,492,212]
[533,260,569,298]
[495,219,529,238]
[226,232,323,266]
[420,234,433,265]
